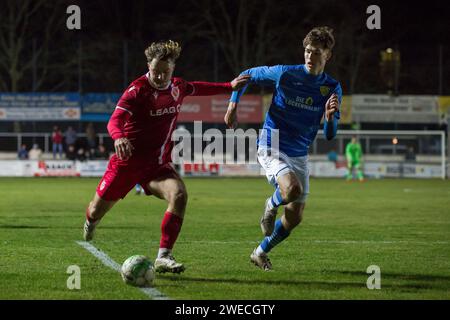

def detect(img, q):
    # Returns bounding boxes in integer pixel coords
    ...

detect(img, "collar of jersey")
[301,64,325,81]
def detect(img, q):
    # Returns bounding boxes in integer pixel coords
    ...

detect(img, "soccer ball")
[120,255,155,287]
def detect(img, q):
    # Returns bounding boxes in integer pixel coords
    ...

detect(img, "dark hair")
[303,26,335,50]
[144,40,181,63]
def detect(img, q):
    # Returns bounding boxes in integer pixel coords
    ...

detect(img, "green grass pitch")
[0,177,449,299]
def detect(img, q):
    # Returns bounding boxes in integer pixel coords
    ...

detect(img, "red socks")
[160,211,183,250]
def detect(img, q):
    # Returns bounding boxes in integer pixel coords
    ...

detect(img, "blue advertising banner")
[0,92,121,121]
[81,93,121,122]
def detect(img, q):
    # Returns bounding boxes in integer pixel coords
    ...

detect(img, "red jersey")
[107,73,232,164]
[52,131,63,144]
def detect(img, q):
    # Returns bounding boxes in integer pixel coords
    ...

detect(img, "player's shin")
[158,211,183,257]
[256,219,291,255]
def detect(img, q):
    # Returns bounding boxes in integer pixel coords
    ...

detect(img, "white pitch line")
[76,241,170,300]
[90,239,450,245]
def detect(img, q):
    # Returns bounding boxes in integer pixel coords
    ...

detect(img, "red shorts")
[96,154,177,201]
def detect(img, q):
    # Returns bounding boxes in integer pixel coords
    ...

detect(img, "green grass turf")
[0,177,449,299]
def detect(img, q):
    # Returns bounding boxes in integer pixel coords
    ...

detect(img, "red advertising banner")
[179,94,263,123]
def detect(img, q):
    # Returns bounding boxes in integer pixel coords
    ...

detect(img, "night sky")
[0,0,449,94]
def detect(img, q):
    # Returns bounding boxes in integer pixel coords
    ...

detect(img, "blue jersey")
[230,65,342,157]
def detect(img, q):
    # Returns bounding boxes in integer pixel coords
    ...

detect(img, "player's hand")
[325,93,339,122]
[224,102,238,129]
[230,75,251,91]
[114,137,134,160]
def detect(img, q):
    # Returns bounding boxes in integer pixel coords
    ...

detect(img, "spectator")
[18,144,29,160]
[405,147,416,162]
[66,144,77,161]
[77,147,88,161]
[52,126,63,159]
[64,126,78,147]
[327,149,338,164]
[85,122,97,149]
[93,144,109,160]
[88,147,96,160]
[29,144,43,160]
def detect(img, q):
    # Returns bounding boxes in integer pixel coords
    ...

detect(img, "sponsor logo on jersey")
[100,180,106,191]
[320,86,330,96]
[149,104,181,116]
[171,85,180,101]
[128,85,136,92]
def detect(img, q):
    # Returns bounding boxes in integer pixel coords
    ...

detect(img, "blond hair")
[144,40,181,63]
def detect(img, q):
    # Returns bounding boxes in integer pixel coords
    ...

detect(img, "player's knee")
[171,189,187,208]
[283,183,302,203]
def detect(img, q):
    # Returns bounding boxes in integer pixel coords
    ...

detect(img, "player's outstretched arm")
[226,66,283,129]
[224,101,238,129]
[188,75,250,96]
[230,75,251,90]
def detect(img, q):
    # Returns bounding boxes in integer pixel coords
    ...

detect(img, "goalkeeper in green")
[345,136,364,181]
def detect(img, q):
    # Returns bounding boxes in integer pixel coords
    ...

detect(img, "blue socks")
[259,219,290,254]
[268,187,283,209]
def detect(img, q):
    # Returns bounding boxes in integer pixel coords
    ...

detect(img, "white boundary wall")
[0,160,444,179]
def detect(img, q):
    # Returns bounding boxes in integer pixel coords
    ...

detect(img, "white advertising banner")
[34,160,80,177]
[0,107,81,120]
[220,164,262,176]
[77,160,108,177]
[0,160,36,176]
[309,161,348,177]
[351,95,440,123]
[0,160,443,178]
[0,93,81,120]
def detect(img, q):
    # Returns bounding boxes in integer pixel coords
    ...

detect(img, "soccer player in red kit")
[82,40,250,274]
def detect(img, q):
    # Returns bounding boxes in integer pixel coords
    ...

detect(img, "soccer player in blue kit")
[225,27,342,270]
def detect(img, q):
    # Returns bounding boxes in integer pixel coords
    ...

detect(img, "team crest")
[320,86,330,96]
[171,85,180,101]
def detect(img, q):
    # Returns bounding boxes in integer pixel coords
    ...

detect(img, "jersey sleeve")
[108,84,139,140]
[323,82,343,140]
[107,107,132,140]
[357,144,363,158]
[332,82,343,120]
[345,144,352,159]
[116,85,139,115]
[184,81,232,96]
[230,65,284,103]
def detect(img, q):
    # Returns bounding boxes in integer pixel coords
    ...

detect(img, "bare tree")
[186,0,304,74]
[0,0,63,92]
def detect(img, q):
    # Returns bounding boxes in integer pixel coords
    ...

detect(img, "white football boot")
[250,248,272,271]
[83,220,97,241]
[154,253,185,274]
